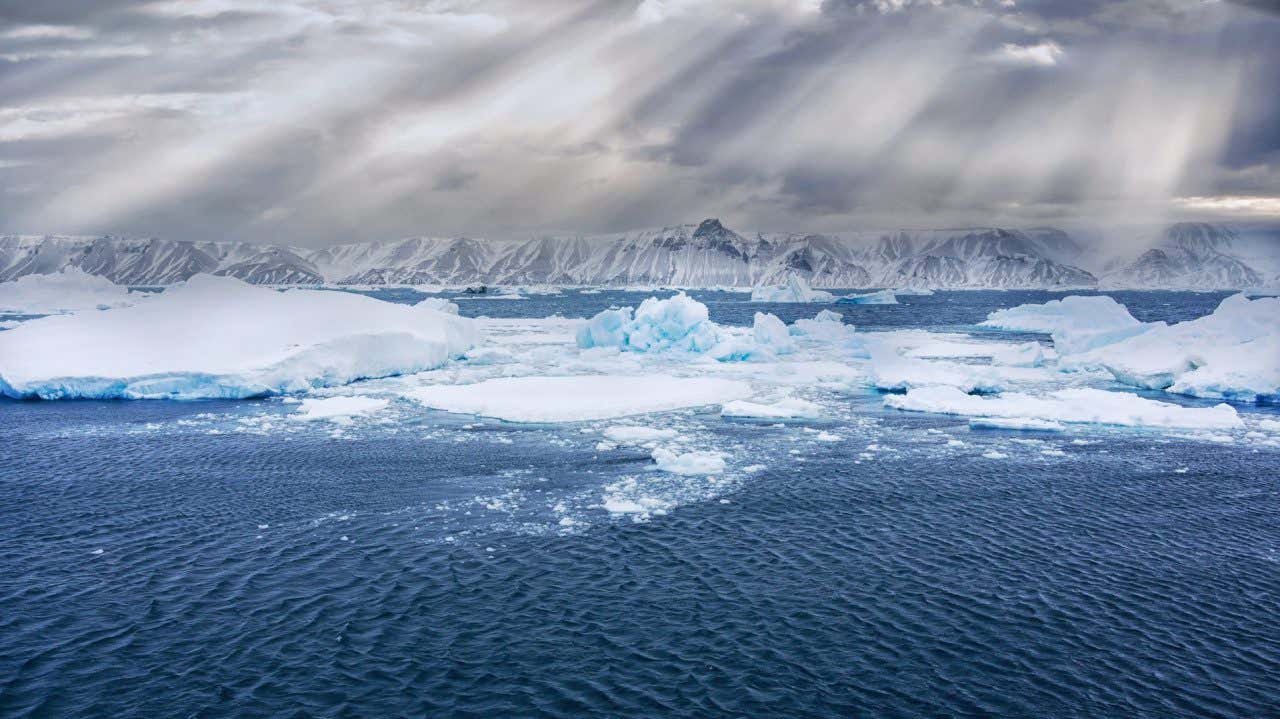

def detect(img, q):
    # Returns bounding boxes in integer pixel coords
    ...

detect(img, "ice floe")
[602,425,680,445]
[0,268,140,315]
[838,289,898,305]
[981,295,1150,355]
[651,448,727,475]
[885,386,1243,430]
[409,375,752,422]
[0,274,475,399]
[721,397,823,419]
[292,396,390,424]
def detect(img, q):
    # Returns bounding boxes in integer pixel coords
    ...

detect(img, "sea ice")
[721,397,823,419]
[651,448,727,475]
[885,385,1243,430]
[415,297,460,315]
[1063,294,1280,402]
[837,289,898,305]
[968,417,1065,432]
[577,293,722,352]
[292,396,390,424]
[749,275,836,303]
[409,375,752,422]
[981,295,1151,355]
[789,309,854,342]
[602,425,680,445]
[0,274,475,399]
[0,268,139,315]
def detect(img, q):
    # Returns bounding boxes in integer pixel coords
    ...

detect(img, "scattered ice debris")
[0,268,139,315]
[813,431,840,441]
[837,289,898,305]
[968,417,1065,432]
[409,375,752,422]
[651,448,727,475]
[885,386,1243,430]
[292,396,390,424]
[982,451,1009,459]
[1063,294,1279,402]
[721,397,823,419]
[0,274,475,399]
[577,293,721,352]
[749,275,836,303]
[602,425,680,445]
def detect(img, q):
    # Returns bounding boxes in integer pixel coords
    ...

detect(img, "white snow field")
[409,375,753,422]
[0,267,140,315]
[749,275,836,303]
[0,274,475,399]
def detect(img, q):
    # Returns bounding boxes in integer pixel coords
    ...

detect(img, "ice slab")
[885,386,1243,430]
[838,289,898,305]
[968,417,1065,432]
[602,426,680,445]
[0,274,476,399]
[409,375,753,422]
[292,396,389,423]
[651,448,727,475]
[0,268,139,315]
[721,397,823,419]
[981,295,1150,355]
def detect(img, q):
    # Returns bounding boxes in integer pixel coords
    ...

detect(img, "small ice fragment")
[982,450,1009,459]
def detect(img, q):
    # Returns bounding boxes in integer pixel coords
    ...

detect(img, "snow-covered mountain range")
[2,220,1277,289]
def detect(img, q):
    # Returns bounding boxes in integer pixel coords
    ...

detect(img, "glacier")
[0,274,475,399]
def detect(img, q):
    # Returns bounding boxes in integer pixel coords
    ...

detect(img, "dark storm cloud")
[0,0,1277,245]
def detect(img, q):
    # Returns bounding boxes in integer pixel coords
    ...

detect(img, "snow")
[577,293,721,352]
[409,375,752,422]
[0,274,475,399]
[885,386,1243,430]
[749,275,836,303]
[837,289,898,305]
[0,268,139,314]
[721,397,823,419]
[1063,294,1280,402]
[292,396,389,424]
[651,448,726,475]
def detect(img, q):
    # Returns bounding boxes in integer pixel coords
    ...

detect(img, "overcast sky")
[0,0,1277,246]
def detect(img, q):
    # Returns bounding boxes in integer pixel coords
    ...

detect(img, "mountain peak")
[694,218,726,237]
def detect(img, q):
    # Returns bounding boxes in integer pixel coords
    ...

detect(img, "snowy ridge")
[2,220,1277,289]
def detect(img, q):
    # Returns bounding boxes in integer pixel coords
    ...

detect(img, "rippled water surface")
[2,290,1278,718]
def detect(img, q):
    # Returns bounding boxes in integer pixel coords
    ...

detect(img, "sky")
[0,0,1278,246]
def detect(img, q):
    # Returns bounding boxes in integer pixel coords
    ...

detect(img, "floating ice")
[577,293,722,352]
[710,312,797,361]
[868,341,1048,393]
[0,268,139,315]
[721,397,823,419]
[602,425,680,445]
[749,275,836,303]
[968,417,1065,432]
[789,309,855,343]
[409,375,752,422]
[0,274,476,399]
[292,396,390,424]
[893,287,934,296]
[651,448,727,475]
[415,297,459,315]
[885,385,1243,430]
[1064,294,1280,402]
[981,295,1151,355]
[837,289,898,305]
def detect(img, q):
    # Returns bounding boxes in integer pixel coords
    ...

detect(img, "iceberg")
[0,268,139,315]
[0,274,475,399]
[837,289,898,305]
[749,275,836,303]
[577,293,722,352]
[884,385,1243,430]
[980,295,1151,355]
[409,375,752,422]
[709,312,796,361]
[893,287,934,296]
[1065,293,1280,402]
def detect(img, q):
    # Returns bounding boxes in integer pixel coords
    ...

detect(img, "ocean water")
[2,290,1278,718]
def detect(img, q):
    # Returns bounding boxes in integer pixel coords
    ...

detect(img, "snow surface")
[409,375,752,422]
[0,274,475,399]
[885,386,1242,430]
[0,268,139,315]
[292,396,389,423]
[749,275,836,303]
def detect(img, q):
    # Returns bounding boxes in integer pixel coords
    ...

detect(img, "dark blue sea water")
[2,290,1278,718]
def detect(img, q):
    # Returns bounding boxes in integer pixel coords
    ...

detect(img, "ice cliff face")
[2,220,1275,288]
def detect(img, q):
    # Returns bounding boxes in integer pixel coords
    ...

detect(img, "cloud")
[1,24,96,40]
[995,40,1064,65]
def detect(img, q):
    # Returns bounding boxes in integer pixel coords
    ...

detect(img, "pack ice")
[0,274,475,399]
[0,268,139,315]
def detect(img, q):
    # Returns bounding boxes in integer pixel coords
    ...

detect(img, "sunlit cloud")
[1172,195,1280,216]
